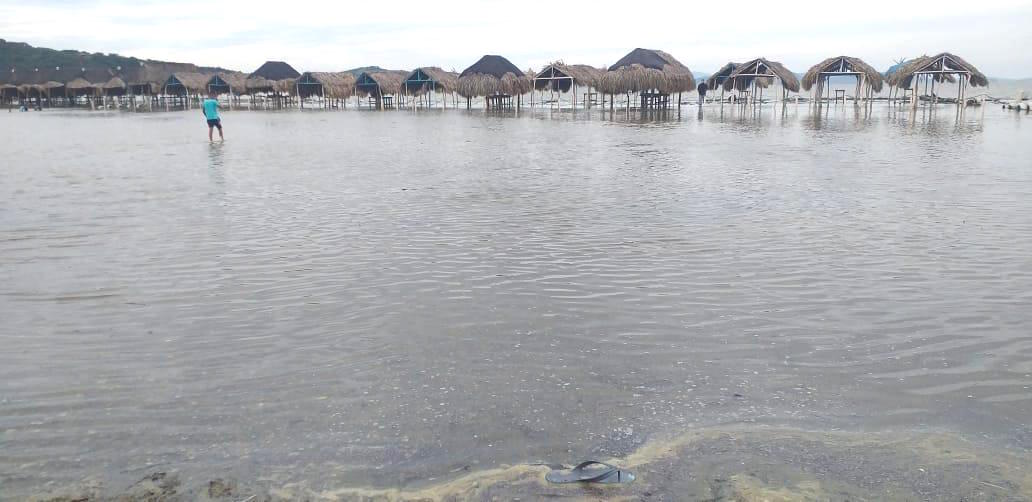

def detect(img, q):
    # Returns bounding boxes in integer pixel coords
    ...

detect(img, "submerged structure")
[295,72,356,108]
[802,56,884,104]
[246,61,300,107]
[457,55,532,110]
[354,70,407,109]
[884,52,987,108]
[721,58,800,102]
[705,62,739,101]
[533,62,604,109]
[596,48,695,110]
[400,67,458,108]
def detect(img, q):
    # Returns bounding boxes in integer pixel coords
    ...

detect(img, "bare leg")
[218,125,224,140]
[208,126,214,142]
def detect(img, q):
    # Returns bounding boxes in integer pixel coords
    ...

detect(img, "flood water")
[1,104,1031,499]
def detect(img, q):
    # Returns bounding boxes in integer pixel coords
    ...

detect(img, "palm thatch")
[248,61,300,81]
[164,72,211,94]
[802,56,884,92]
[705,62,739,90]
[205,72,247,95]
[721,58,800,92]
[884,52,987,90]
[595,48,695,95]
[457,55,532,98]
[401,67,459,95]
[65,77,98,96]
[355,70,408,97]
[296,71,356,99]
[534,62,604,92]
[244,61,299,94]
[102,77,127,90]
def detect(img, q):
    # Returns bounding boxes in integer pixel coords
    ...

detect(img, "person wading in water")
[697,81,708,105]
[202,91,224,142]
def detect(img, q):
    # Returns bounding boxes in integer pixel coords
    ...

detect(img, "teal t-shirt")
[203,99,219,120]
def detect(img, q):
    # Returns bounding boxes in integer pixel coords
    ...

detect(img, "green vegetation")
[0,39,232,74]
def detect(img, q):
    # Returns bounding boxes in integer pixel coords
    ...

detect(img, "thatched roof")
[534,62,604,91]
[164,72,211,93]
[65,77,99,96]
[207,72,248,93]
[65,77,94,90]
[721,58,800,92]
[245,75,295,94]
[297,71,356,99]
[802,56,884,92]
[401,67,459,95]
[355,70,408,97]
[102,77,127,90]
[885,52,987,89]
[705,62,739,90]
[248,61,300,80]
[457,55,532,97]
[596,48,695,95]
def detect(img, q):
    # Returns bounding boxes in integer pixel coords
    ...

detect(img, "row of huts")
[1,49,987,111]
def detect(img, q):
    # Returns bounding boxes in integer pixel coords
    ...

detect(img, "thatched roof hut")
[533,62,604,92]
[206,72,248,95]
[802,56,884,93]
[246,61,300,94]
[401,67,458,95]
[596,48,695,95]
[296,71,356,99]
[884,52,987,90]
[163,72,211,95]
[0,83,17,99]
[123,62,192,95]
[721,58,800,92]
[249,61,300,81]
[456,55,532,98]
[65,77,98,96]
[705,62,739,90]
[102,76,127,96]
[355,70,407,97]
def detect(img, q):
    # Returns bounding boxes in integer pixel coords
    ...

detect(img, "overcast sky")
[2,0,1030,78]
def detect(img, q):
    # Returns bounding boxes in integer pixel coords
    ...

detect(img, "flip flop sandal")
[545,460,635,484]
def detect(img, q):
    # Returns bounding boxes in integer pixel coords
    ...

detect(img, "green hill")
[0,39,234,81]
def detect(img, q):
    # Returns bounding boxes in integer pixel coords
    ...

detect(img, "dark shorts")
[206,118,222,129]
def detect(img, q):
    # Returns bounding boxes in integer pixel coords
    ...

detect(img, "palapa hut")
[205,72,248,109]
[355,70,408,109]
[246,61,300,107]
[163,72,211,108]
[704,62,740,102]
[884,53,987,108]
[722,58,800,103]
[596,48,695,110]
[802,56,883,104]
[102,76,127,97]
[400,67,458,108]
[126,62,185,97]
[0,83,17,105]
[295,71,356,108]
[533,62,604,109]
[457,55,532,109]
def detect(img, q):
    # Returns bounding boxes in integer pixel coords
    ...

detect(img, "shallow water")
[1,104,1030,499]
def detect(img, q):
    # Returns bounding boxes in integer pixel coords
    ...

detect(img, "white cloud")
[2,0,1030,77]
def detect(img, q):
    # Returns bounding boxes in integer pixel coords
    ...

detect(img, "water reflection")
[0,106,1029,498]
